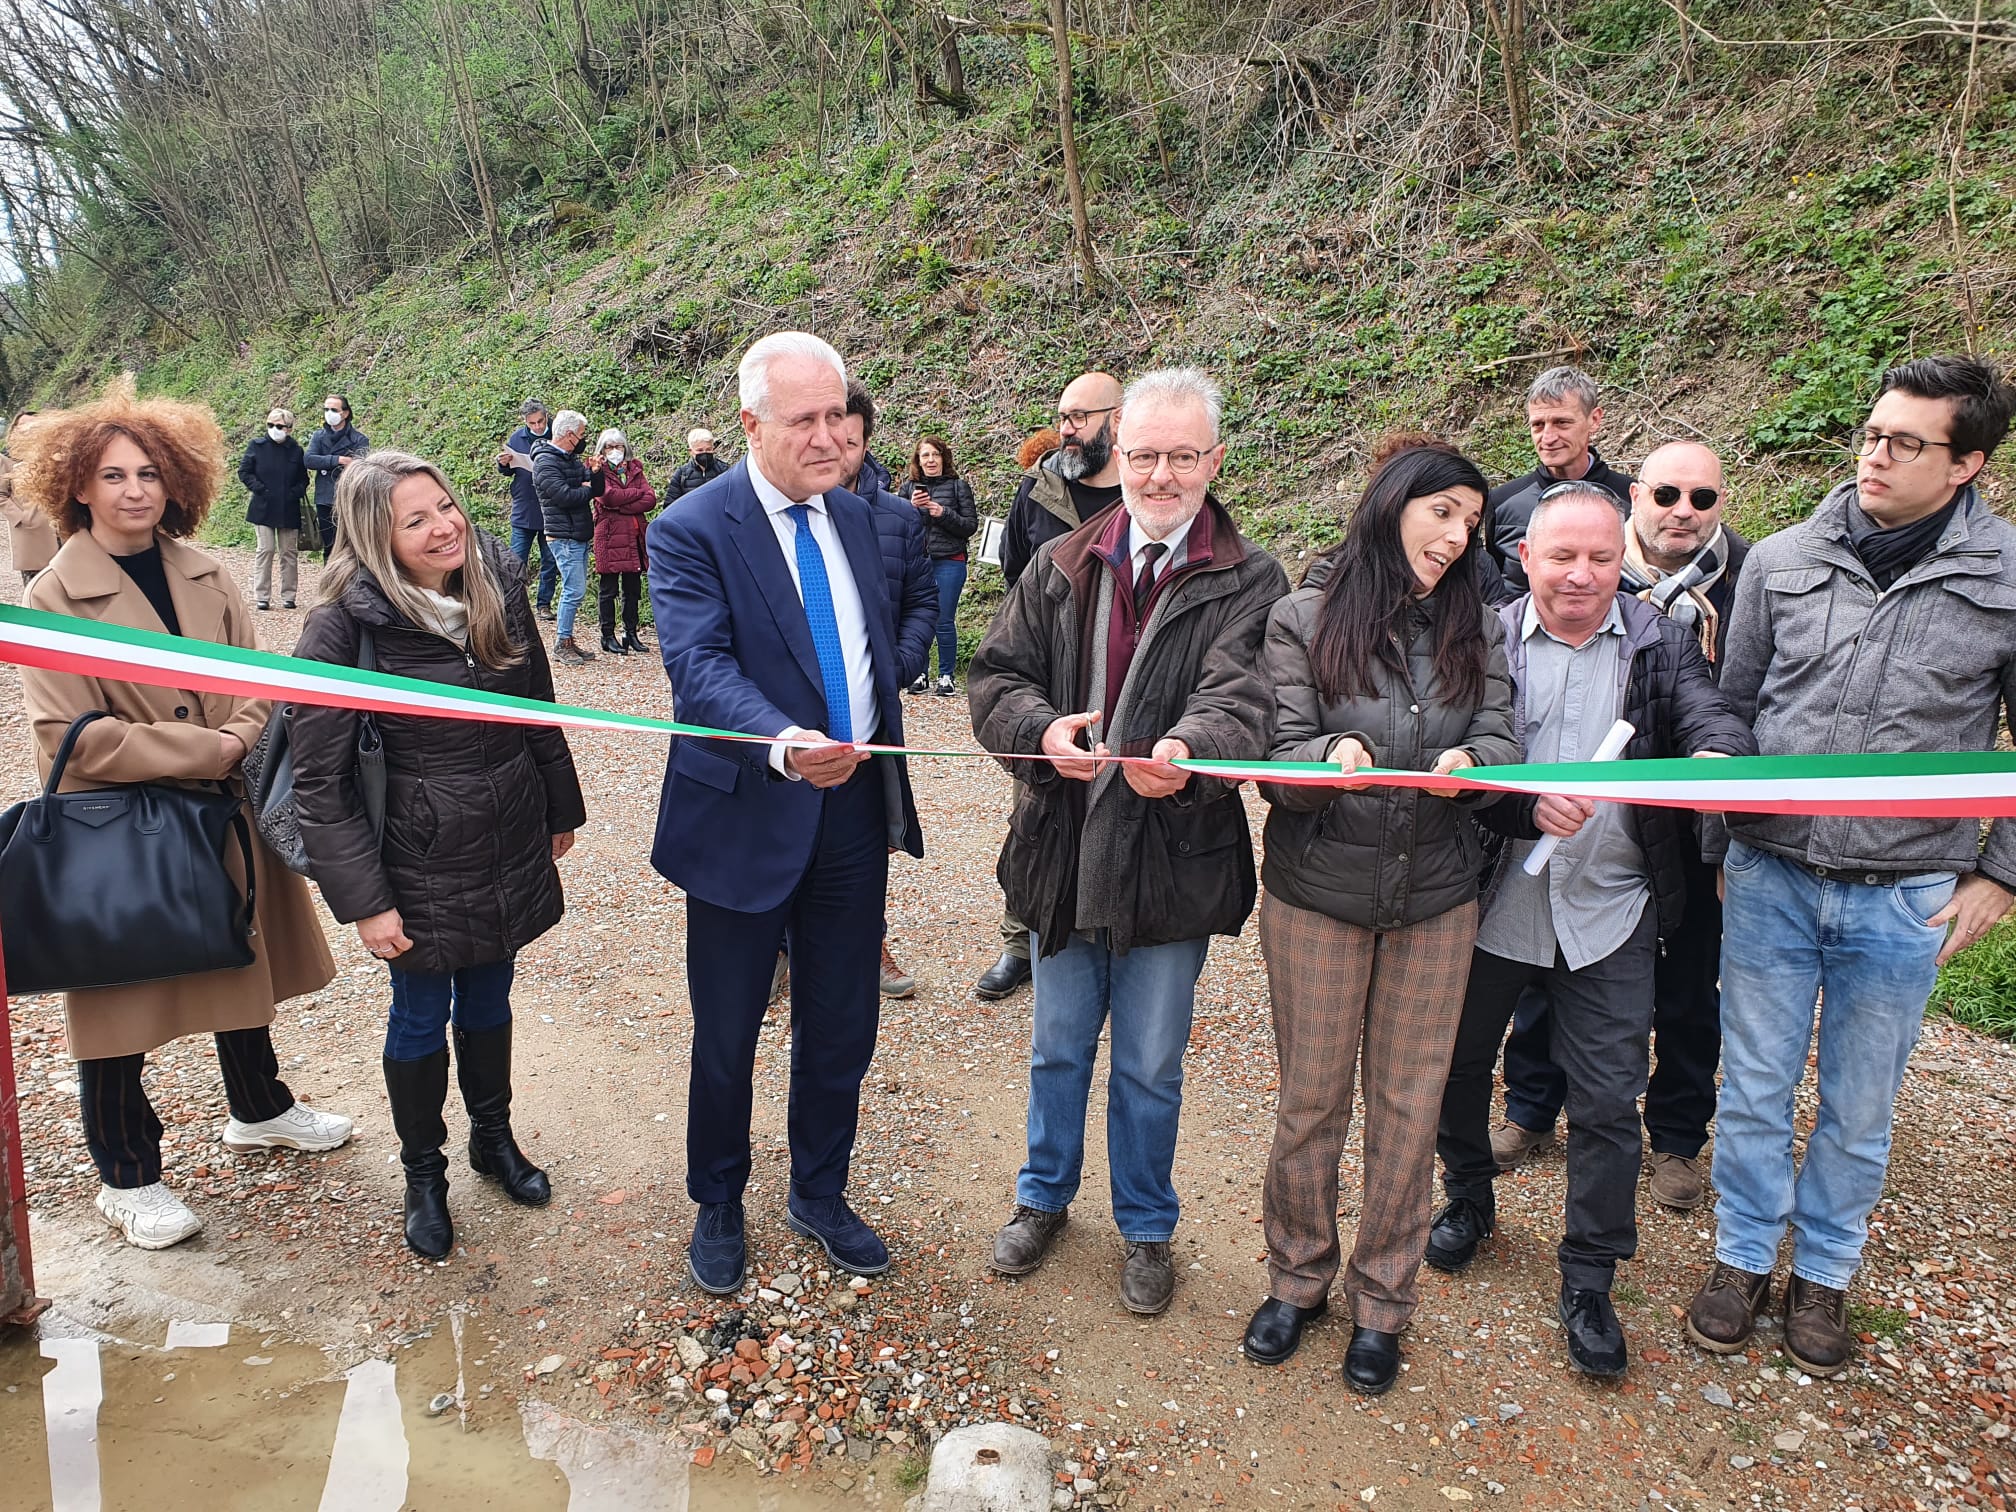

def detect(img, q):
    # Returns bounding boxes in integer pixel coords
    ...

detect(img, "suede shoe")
[991,1204,1068,1275]
[1782,1274,1853,1377]
[1424,1195,1494,1273]
[974,952,1031,1000]
[1490,1117,1552,1169]
[1242,1296,1327,1365]
[688,1200,746,1295]
[788,1193,891,1276]
[1559,1285,1628,1377]
[1647,1151,1707,1210]
[1343,1326,1401,1395]
[1685,1262,1772,1354]
[879,941,917,999]
[1120,1241,1175,1316]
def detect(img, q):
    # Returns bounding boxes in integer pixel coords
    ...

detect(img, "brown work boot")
[1647,1151,1707,1210]
[1490,1117,1552,1169]
[990,1205,1068,1276]
[555,636,596,663]
[1782,1275,1854,1377]
[1120,1240,1175,1316]
[1685,1261,1773,1354]
[879,941,917,999]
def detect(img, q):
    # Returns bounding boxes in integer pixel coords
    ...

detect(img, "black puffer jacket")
[662,452,730,505]
[532,437,601,541]
[1479,592,1755,936]
[239,434,309,530]
[1259,568,1521,931]
[290,534,588,974]
[898,475,979,559]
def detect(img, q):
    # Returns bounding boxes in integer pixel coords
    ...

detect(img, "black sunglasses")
[1649,484,1720,509]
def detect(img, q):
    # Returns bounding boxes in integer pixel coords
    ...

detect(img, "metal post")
[1,939,48,1325]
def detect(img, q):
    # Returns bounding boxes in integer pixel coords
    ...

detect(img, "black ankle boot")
[383,1051,453,1260]
[621,629,647,654]
[453,1023,551,1207]
[600,631,627,655]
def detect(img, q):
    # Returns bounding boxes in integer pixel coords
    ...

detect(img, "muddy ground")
[4,539,2013,1511]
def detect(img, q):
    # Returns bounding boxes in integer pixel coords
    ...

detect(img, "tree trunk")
[433,0,511,282]
[1047,0,1098,293]
[255,10,343,307]
[1479,0,1531,176]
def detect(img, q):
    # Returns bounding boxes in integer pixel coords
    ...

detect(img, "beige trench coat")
[0,454,59,575]
[19,530,336,1062]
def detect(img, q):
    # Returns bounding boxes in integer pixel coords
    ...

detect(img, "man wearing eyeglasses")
[970,368,1287,1316]
[1496,443,1753,1213]
[976,371,1129,1001]
[1483,366,1635,598]
[1686,355,2016,1379]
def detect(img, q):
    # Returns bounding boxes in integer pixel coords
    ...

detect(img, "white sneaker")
[222,1102,355,1153]
[96,1183,203,1250]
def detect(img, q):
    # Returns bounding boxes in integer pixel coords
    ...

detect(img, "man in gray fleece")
[1686,354,2016,1378]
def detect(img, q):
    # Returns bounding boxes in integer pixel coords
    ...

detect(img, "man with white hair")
[646,332,923,1295]
[531,407,604,662]
[968,368,1287,1315]
[663,426,731,504]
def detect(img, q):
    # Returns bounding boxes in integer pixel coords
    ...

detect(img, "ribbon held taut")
[2,604,2014,817]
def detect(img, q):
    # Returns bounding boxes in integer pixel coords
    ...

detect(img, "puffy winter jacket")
[865,486,938,687]
[290,533,588,974]
[532,437,601,541]
[592,459,656,573]
[896,475,979,559]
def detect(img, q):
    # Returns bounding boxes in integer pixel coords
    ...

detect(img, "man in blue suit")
[646,331,923,1294]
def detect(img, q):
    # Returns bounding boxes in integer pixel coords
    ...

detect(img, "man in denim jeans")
[1688,355,2016,1376]
[968,369,1286,1315]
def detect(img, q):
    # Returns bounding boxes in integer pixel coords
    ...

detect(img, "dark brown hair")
[907,434,958,481]
[14,379,225,540]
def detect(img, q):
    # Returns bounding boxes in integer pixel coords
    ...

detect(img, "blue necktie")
[787,504,852,743]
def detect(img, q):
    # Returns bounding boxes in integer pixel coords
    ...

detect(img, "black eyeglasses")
[1058,405,1117,430]
[1649,484,1720,509]
[1857,429,1956,464]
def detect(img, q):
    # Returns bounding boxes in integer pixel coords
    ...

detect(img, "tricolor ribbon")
[3,604,2013,818]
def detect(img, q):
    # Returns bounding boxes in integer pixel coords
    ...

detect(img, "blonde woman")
[15,383,348,1251]
[290,452,585,1260]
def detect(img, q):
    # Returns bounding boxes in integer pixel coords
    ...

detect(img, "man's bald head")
[1631,441,1727,570]
[1059,371,1122,413]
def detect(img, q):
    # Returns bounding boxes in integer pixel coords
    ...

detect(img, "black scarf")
[1847,490,1961,592]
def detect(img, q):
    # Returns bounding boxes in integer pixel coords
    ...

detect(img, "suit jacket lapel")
[725,473,825,698]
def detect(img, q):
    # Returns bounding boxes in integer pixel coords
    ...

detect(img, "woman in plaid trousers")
[1245,439,1520,1393]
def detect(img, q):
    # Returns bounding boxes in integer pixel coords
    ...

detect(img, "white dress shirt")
[1125,510,1197,588]
[747,454,879,775]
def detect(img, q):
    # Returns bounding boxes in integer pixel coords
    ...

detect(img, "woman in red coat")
[591,428,656,655]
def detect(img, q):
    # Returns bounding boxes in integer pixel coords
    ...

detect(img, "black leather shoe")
[1559,1284,1628,1377]
[974,952,1032,1000]
[688,1200,747,1295]
[1343,1326,1401,1395]
[1242,1296,1327,1365]
[383,1051,453,1260]
[1424,1195,1494,1273]
[453,1024,551,1207]
[621,630,648,654]
[600,632,627,655]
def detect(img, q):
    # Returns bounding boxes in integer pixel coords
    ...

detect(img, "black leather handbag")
[0,711,258,995]
[242,625,386,877]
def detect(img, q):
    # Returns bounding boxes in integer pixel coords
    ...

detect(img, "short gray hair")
[520,398,550,418]
[551,409,588,442]
[1526,482,1625,546]
[739,332,847,420]
[1527,366,1601,414]
[687,427,715,448]
[1118,367,1223,444]
[594,427,627,454]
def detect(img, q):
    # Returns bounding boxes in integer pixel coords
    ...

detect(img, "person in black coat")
[662,427,731,505]
[497,399,559,617]
[292,450,585,1262]
[895,435,978,694]
[303,392,370,561]
[530,409,604,662]
[1482,367,1634,596]
[239,406,309,609]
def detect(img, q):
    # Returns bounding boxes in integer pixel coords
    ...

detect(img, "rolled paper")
[1522,718,1637,876]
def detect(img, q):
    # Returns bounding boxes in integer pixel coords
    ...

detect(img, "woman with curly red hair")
[14,382,351,1252]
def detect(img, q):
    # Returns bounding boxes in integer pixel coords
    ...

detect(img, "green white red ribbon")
[3,603,2014,818]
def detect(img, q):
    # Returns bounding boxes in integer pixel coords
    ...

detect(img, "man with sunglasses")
[977,371,1128,1001]
[1687,355,2016,1379]
[1495,444,1752,1212]
[970,368,1286,1316]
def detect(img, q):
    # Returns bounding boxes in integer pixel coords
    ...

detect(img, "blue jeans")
[386,957,516,1061]
[510,525,559,608]
[1020,929,1209,1241]
[1712,841,1953,1289]
[548,538,591,640]
[931,558,966,679]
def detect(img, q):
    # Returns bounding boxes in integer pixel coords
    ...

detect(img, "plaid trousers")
[1259,893,1478,1330]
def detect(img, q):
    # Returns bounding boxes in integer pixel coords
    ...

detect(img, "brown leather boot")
[555,636,596,663]
[1685,1261,1772,1353]
[990,1204,1068,1275]
[1782,1275,1854,1376]
[1120,1240,1175,1316]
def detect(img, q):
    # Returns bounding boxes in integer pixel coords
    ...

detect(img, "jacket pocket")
[1761,566,1835,660]
[672,738,742,795]
[384,778,439,860]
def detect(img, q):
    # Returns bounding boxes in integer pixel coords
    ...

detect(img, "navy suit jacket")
[646,460,923,912]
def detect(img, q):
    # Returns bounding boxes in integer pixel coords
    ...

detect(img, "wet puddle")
[0,1312,872,1511]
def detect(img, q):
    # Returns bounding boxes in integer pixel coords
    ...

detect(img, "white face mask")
[324,409,344,427]
[267,426,289,443]
[607,449,626,466]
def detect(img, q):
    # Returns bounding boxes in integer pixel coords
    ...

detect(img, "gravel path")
[5,539,2013,1510]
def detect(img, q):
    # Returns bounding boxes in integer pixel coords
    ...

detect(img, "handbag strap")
[42,710,110,798]
[355,622,382,737]
[228,807,258,934]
